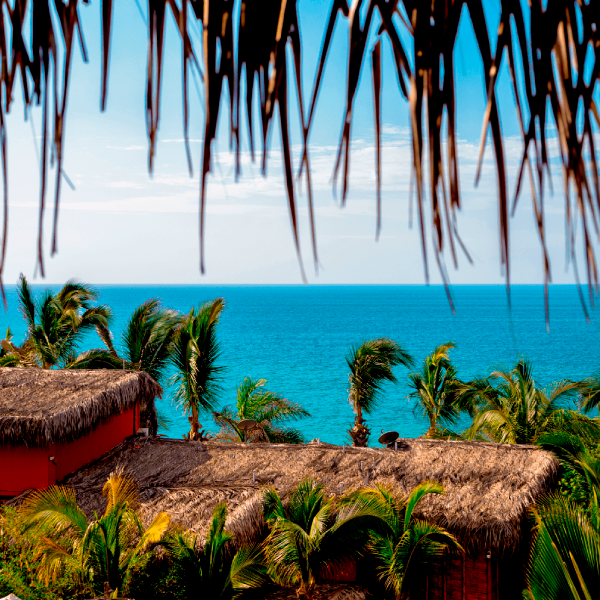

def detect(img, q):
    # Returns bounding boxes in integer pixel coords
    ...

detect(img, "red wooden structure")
[0,368,160,497]
[0,404,140,496]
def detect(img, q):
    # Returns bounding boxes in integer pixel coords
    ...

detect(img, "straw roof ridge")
[39,436,559,554]
[0,367,162,447]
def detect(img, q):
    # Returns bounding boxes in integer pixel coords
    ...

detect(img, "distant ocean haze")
[3,285,598,444]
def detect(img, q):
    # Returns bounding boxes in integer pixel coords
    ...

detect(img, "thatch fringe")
[0,368,162,447]
[40,437,558,554]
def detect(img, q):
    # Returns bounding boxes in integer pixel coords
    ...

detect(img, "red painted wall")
[0,403,138,496]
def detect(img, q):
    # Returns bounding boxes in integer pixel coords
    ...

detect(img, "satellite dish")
[238,419,258,431]
[378,431,399,445]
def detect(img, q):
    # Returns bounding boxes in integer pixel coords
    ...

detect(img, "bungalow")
[50,436,558,599]
[0,367,161,496]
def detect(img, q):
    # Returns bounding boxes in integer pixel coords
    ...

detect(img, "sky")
[1,0,597,287]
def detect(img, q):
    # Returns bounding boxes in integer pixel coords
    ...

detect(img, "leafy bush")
[0,507,80,600]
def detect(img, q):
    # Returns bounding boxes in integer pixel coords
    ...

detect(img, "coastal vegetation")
[406,342,471,439]
[213,377,310,443]
[15,470,170,599]
[2,281,600,598]
[0,276,112,369]
[163,503,266,600]
[169,298,225,440]
[465,360,600,445]
[346,339,413,447]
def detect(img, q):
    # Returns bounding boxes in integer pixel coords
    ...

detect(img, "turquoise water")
[2,285,599,444]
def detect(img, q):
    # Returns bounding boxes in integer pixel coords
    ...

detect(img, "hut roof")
[0,368,162,447]
[48,436,557,554]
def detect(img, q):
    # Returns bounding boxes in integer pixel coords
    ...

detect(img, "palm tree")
[213,377,310,443]
[407,342,472,438]
[164,503,266,600]
[579,372,600,416]
[19,470,170,598]
[90,298,181,384]
[526,493,600,600]
[342,482,462,600]
[261,478,383,600]
[170,298,225,440]
[525,432,600,600]
[466,360,600,445]
[346,338,414,447]
[1,275,112,369]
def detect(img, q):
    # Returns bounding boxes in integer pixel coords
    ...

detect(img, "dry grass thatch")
[0,367,162,447]
[49,436,558,554]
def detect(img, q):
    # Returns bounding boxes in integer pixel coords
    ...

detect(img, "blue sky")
[1,0,593,286]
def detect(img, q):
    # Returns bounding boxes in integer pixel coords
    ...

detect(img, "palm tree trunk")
[427,417,436,438]
[189,404,200,440]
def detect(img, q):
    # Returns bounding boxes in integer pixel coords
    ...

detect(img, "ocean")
[2,285,599,445]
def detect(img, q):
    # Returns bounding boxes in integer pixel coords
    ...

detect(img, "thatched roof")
[46,436,558,554]
[0,368,162,447]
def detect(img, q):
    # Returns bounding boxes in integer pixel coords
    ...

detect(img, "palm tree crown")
[261,478,383,599]
[164,503,266,600]
[341,482,462,599]
[467,360,599,445]
[346,338,414,446]
[213,377,310,443]
[408,342,469,438]
[1,275,112,369]
[170,298,225,439]
[19,470,170,597]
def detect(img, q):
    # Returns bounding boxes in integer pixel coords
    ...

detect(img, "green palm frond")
[165,504,264,600]
[407,343,467,437]
[347,338,413,419]
[468,359,596,445]
[17,472,169,597]
[214,376,310,443]
[170,298,225,422]
[341,482,460,599]
[122,299,181,384]
[527,494,600,600]
[17,274,36,332]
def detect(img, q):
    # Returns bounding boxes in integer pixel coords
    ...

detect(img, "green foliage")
[0,507,79,600]
[18,470,170,598]
[262,478,388,599]
[467,359,600,444]
[164,503,266,600]
[214,377,310,443]
[170,298,225,435]
[1,275,112,369]
[527,494,600,600]
[341,482,462,600]
[346,338,413,446]
[538,432,600,511]
[407,342,471,438]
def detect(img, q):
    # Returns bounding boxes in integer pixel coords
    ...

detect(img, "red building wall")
[0,403,139,496]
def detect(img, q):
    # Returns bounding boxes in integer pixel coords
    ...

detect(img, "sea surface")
[2,285,599,445]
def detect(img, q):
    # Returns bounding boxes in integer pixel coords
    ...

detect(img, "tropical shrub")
[466,360,600,444]
[18,470,170,598]
[341,482,462,599]
[164,503,266,600]
[262,478,394,599]
[527,432,600,600]
[213,377,310,443]
[0,507,78,600]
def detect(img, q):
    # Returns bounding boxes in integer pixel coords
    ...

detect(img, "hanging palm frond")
[1,1,600,322]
